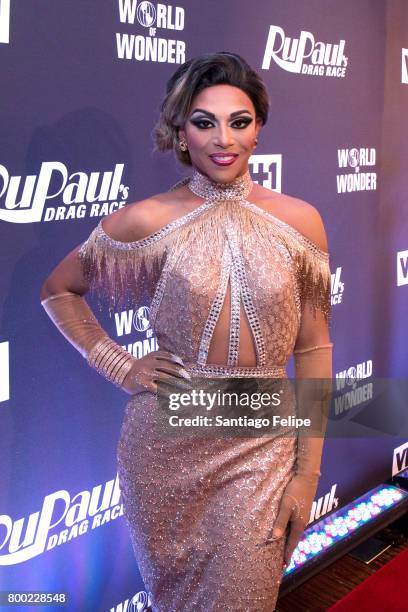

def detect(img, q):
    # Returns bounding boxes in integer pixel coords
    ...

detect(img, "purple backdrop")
[0,1,407,609]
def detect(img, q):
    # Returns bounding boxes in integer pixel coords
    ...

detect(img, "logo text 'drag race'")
[0,163,129,224]
[262,25,348,78]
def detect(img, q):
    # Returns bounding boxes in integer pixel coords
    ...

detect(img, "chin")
[198,161,248,183]
[215,167,248,183]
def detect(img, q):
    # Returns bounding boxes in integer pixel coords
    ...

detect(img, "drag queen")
[41,52,333,611]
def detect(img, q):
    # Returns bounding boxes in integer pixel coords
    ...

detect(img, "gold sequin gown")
[78,169,331,612]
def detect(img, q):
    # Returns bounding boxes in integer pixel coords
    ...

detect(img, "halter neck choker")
[188,168,253,201]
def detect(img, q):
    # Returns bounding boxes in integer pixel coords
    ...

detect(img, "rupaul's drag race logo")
[0,474,124,565]
[116,0,186,64]
[331,266,344,306]
[310,483,339,523]
[0,162,129,223]
[262,25,348,78]
[336,147,377,193]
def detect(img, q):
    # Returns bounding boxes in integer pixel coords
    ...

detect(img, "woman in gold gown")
[40,52,333,611]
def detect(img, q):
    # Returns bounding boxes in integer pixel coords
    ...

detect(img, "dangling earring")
[179,138,188,152]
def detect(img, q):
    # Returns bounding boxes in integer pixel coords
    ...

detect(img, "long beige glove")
[270,343,333,567]
[41,291,189,393]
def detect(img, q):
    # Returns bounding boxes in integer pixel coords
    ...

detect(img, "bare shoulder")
[250,184,329,253]
[99,186,191,243]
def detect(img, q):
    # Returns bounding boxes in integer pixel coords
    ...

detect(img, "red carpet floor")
[328,545,408,611]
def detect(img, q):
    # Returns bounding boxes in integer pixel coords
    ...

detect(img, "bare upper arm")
[39,241,90,300]
[250,185,330,254]
[280,196,329,254]
[100,197,163,242]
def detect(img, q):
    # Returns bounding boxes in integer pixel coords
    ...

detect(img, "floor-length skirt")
[117,364,297,612]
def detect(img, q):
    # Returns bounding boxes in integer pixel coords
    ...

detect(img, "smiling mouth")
[209,154,239,165]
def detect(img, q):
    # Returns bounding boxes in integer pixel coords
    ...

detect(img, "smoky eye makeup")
[231,117,253,128]
[189,117,214,128]
[189,115,254,129]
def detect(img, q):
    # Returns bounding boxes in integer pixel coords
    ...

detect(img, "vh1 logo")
[0,0,10,44]
[249,154,282,192]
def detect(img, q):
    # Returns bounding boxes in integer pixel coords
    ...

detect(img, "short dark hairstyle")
[153,51,269,166]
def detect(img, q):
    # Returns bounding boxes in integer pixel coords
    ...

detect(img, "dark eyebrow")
[189,108,253,119]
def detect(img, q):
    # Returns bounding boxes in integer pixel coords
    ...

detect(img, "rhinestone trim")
[228,249,241,366]
[94,199,218,250]
[226,226,266,366]
[183,362,287,379]
[197,244,232,366]
[188,168,254,202]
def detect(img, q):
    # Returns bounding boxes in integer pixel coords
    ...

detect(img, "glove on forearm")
[270,343,333,544]
[293,343,333,479]
[41,291,135,389]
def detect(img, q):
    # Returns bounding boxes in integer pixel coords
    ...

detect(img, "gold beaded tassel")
[76,206,231,315]
[292,248,332,322]
[77,222,170,316]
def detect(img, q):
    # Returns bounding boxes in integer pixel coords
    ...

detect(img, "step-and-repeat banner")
[1,1,407,609]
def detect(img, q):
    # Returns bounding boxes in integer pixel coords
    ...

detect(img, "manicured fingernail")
[172,354,184,366]
[273,528,283,537]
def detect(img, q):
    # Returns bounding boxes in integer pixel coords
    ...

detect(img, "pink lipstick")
[209,153,239,166]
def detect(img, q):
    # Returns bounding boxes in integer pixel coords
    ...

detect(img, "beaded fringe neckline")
[78,169,332,324]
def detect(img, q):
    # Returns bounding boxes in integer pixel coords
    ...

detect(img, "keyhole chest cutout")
[194,225,266,368]
[206,276,258,367]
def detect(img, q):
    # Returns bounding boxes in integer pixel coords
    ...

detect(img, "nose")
[214,123,234,148]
